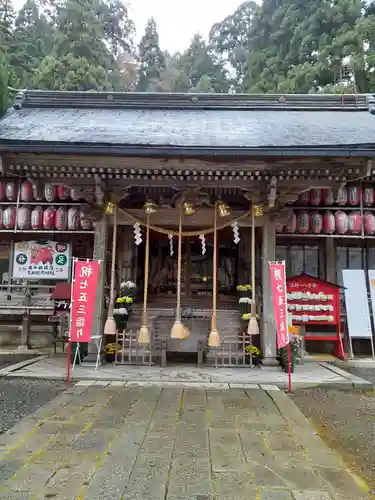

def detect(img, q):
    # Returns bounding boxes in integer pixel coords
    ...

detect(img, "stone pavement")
[0,385,371,500]
[0,355,372,390]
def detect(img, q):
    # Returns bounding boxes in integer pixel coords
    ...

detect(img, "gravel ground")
[0,355,65,436]
[292,388,375,492]
[0,354,37,370]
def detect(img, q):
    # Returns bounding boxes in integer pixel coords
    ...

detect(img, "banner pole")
[67,258,76,387]
[287,342,292,393]
[67,341,71,387]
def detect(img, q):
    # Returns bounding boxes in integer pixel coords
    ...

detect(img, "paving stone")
[109,381,126,387]
[229,383,259,389]
[0,460,23,481]
[315,467,368,496]
[245,389,279,414]
[71,429,117,453]
[213,471,256,500]
[210,428,248,472]
[259,490,294,499]
[168,460,212,498]
[263,431,304,453]
[75,380,96,386]
[183,388,207,406]
[3,462,57,492]
[0,493,32,499]
[94,380,111,386]
[292,491,331,500]
[252,463,326,490]
[261,385,281,391]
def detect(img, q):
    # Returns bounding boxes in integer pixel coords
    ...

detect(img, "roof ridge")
[12,90,370,111]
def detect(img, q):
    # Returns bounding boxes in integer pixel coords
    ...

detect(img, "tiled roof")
[0,91,374,152]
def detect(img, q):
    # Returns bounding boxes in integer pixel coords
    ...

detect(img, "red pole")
[67,341,71,387]
[287,342,292,393]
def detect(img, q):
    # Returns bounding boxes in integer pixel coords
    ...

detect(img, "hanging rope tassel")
[248,205,260,337]
[208,201,220,347]
[171,203,189,340]
[138,214,151,344]
[104,206,117,336]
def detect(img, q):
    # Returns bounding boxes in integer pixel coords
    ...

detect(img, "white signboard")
[13,241,71,280]
[342,269,372,338]
[367,270,375,333]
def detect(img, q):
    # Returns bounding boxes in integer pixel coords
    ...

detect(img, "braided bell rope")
[119,207,251,237]
[176,205,183,315]
[212,202,218,318]
[109,206,117,306]
[251,207,256,307]
[142,214,150,321]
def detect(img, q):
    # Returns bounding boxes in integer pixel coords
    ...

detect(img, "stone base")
[262,356,279,367]
[16,345,31,352]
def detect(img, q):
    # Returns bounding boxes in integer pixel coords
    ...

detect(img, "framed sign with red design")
[286,274,346,360]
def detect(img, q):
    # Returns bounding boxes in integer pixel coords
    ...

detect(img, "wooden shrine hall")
[1,90,375,363]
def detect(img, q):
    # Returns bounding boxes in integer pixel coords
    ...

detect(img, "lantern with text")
[70,260,101,343]
[286,274,345,359]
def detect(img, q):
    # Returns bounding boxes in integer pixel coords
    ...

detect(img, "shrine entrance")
[136,227,244,307]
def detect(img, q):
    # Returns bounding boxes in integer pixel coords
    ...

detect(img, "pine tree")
[137,17,165,92]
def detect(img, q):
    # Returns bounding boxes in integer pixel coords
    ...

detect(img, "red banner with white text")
[70,260,100,343]
[269,262,289,349]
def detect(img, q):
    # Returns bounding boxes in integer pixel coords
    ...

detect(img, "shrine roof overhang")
[2,90,375,156]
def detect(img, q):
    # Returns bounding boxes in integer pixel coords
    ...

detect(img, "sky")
[11,0,244,53]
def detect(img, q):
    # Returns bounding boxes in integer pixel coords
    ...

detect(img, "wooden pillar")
[325,238,336,282]
[261,216,277,363]
[91,217,108,341]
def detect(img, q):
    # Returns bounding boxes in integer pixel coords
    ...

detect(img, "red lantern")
[323,211,335,234]
[335,210,349,234]
[43,207,56,230]
[55,207,68,231]
[310,211,323,234]
[32,181,43,201]
[17,207,31,230]
[322,188,334,206]
[297,211,310,234]
[364,211,375,234]
[297,191,310,205]
[57,186,70,201]
[286,210,296,233]
[336,187,348,206]
[80,211,92,230]
[6,182,17,202]
[348,211,362,234]
[20,181,33,202]
[44,184,57,203]
[0,183,6,202]
[68,207,80,230]
[363,187,374,207]
[310,189,322,206]
[31,206,43,230]
[0,209,4,229]
[3,207,16,229]
[347,185,360,206]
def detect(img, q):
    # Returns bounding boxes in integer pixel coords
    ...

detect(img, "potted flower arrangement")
[104,342,121,363]
[236,284,252,300]
[245,345,262,367]
[113,281,137,331]
[277,335,300,372]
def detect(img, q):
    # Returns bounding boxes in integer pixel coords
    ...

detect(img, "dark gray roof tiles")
[0,90,375,153]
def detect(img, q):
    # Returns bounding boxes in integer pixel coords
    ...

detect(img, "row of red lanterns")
[0,181,77,203]
[0,206,93,231]
[277,210,375,235]
[295,186,375,207]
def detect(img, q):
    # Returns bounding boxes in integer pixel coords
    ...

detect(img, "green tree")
[137,17,165,92]
[175,34,228,93]
[0,0,14,53]
[0,55,9,117]
[9,0,54,88]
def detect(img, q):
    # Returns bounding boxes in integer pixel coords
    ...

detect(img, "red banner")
[70,260,100,343]
[269,262,289,349]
